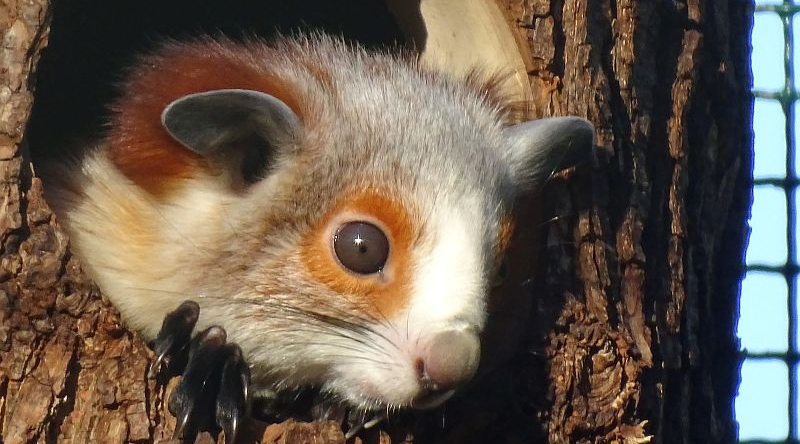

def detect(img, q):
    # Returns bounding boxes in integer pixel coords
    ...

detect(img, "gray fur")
[45,35,596,412]
[502,116,595,189]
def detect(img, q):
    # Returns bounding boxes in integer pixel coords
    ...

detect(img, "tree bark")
[499,1,751,443]
[0,1,751,444]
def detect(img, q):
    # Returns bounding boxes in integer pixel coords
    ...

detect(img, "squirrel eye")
[333,222,390,275]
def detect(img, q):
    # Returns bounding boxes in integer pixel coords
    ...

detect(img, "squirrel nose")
[411,329,481,409]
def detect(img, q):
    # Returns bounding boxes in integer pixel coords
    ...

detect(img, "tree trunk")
[0,1,751,443]
[501,1,751,443]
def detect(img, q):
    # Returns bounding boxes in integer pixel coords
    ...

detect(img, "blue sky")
[737,5,795,440]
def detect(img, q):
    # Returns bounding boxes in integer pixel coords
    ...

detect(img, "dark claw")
[148,301,199,378]
[170,326,228,440]
[344,410,387,439]
[150,301,252,444]
[148,335,173,379]
[216,344,250,444]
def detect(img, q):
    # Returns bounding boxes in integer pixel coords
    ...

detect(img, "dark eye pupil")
[333,222,389,275]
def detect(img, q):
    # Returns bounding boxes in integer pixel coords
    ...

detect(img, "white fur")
[408,204,488,330]
[46,36,593,413]
[298,200,493,409]
[52,152,239,339]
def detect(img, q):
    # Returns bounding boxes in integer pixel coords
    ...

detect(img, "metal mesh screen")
[742,2,799,442]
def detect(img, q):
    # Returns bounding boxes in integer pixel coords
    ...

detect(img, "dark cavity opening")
[27,0,407,162]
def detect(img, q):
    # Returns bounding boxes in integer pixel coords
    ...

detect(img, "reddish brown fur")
[106,39,508,196]
[107,39,308,195]
[496,216,515,256]
[300,191,418,319]
[297,51,337,93]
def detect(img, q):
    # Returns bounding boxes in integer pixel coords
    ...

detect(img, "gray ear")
[161,89,301,182]
[502,116,595,190]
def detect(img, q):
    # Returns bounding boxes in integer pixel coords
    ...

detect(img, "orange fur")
[300,191,418,319]
[107,39,307,195]
[496,216,515,256]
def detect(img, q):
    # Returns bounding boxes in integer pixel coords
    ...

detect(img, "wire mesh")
[745,1,800,443]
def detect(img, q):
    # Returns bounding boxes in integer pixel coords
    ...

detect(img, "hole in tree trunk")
[27,0,406,161]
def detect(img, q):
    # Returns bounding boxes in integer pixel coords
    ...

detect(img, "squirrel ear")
[161,89,301,183]
[502,116,595,191]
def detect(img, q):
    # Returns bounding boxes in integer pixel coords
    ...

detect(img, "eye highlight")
[333,221,390,275]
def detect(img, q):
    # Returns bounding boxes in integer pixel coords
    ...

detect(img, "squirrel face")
[45,35,594,411]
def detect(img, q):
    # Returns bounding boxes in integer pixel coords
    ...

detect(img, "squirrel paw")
[309,395,386,438]
[148,301,251,444]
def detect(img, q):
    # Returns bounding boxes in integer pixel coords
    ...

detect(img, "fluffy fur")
[44,35,592,411]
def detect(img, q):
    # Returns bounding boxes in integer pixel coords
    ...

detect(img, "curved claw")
[151,302,254,444]
[344,411,387,439]
[147,335,173,378]
[216,344,251,444]
[172,405,196,443]
[363,415,386,429]
[169,326,228,440]
[148,301,200,378]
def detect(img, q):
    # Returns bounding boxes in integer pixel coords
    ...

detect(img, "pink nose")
[411,329,481,409]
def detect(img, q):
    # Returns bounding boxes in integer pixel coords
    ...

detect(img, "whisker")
[125,284,408,364]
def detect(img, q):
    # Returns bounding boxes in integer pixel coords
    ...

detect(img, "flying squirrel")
[43,34,594,442]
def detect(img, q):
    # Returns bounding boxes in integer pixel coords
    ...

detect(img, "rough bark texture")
[0,1,751,444]
[498,0,751,443]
